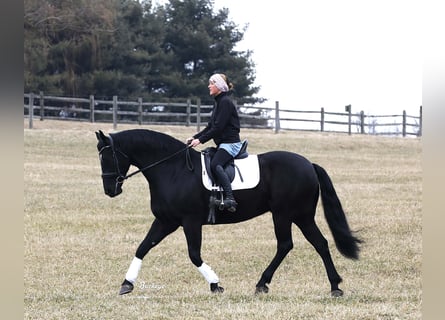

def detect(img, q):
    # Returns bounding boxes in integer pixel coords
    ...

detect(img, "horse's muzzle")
[105,187,122,197]
[103,179,123,197]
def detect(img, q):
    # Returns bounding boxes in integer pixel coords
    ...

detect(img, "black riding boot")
[214,165,237,212]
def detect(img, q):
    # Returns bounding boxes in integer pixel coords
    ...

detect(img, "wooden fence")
[24,92,422,137]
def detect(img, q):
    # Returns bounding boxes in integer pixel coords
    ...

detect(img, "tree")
[95,0,165,99]
[24,0,264,104]
[160,0,261,104]
[24,0,119,96]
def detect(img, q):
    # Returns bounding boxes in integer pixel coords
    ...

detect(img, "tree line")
[24,0,264,105]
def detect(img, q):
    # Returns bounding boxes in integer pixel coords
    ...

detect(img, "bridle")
[99,134,194,189]
[98,134,128,184]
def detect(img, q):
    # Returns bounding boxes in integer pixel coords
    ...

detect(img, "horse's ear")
[96,130,107,142]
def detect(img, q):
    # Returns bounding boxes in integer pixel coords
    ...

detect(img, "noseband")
[99,134,194,189]
[98,134,128,194]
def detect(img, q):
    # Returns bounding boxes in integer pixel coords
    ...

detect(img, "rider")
[187,73,242,212]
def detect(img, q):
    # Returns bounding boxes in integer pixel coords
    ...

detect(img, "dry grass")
[24,120,421,319]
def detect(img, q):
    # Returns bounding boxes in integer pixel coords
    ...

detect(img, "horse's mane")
[113,129,185,153]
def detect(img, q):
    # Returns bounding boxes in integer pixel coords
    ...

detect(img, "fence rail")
[24,92,422,137]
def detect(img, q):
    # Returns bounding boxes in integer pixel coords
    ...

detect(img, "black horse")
[96,129,361,297]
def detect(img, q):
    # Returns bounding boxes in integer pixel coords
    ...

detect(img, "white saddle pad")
[201,154,260,191]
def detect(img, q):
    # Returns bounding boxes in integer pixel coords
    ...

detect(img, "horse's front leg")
[182,218,224,293]
[119,218,179,295]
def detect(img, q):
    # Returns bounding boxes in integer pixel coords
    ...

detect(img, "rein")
[100,134,194,185]
[123,144,194,181]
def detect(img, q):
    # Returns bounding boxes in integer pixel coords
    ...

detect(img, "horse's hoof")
[210,283,224,293]
[119,280,134,295]
[255,285,269,294]
[331,289,344,297]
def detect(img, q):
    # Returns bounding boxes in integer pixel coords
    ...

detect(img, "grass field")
[24,120,422,319]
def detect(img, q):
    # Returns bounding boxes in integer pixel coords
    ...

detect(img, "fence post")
[274,101,280,133]
[360,111,365,134]
[345,104,351,135]
[196,98,201,132]
[39,91,44,121]
[113,95,118,130]
[402,110,407,137]
[418,105,422,137]
[138,97,143,125]
[320,107,324,132]
[186,98,191,127]
[29,92,34,129]
[89,95,95,123]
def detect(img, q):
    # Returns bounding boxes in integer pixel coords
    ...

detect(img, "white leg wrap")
[198,262,219,284]
[125,257,142,284]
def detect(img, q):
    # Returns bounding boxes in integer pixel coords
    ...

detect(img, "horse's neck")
[122,135,174,168]
[131,146,199,182]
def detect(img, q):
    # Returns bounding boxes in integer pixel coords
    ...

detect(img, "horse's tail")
[312,163,362,260]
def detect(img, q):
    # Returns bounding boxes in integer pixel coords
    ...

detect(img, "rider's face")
[208,81,221,96]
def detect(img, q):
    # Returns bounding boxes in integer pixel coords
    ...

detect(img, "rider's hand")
[189,139,201,148]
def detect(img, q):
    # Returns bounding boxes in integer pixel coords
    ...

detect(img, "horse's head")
[95,130,131,197]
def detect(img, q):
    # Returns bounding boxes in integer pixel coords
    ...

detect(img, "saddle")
[201,140,260,223]
[201,139,249,184]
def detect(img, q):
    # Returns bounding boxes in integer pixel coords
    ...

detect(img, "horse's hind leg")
[119,218,179,295]
[255,214,293,294]
[297,219,344,297]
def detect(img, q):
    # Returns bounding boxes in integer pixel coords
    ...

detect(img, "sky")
[156,0,423,116]
[213,0,423,116]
